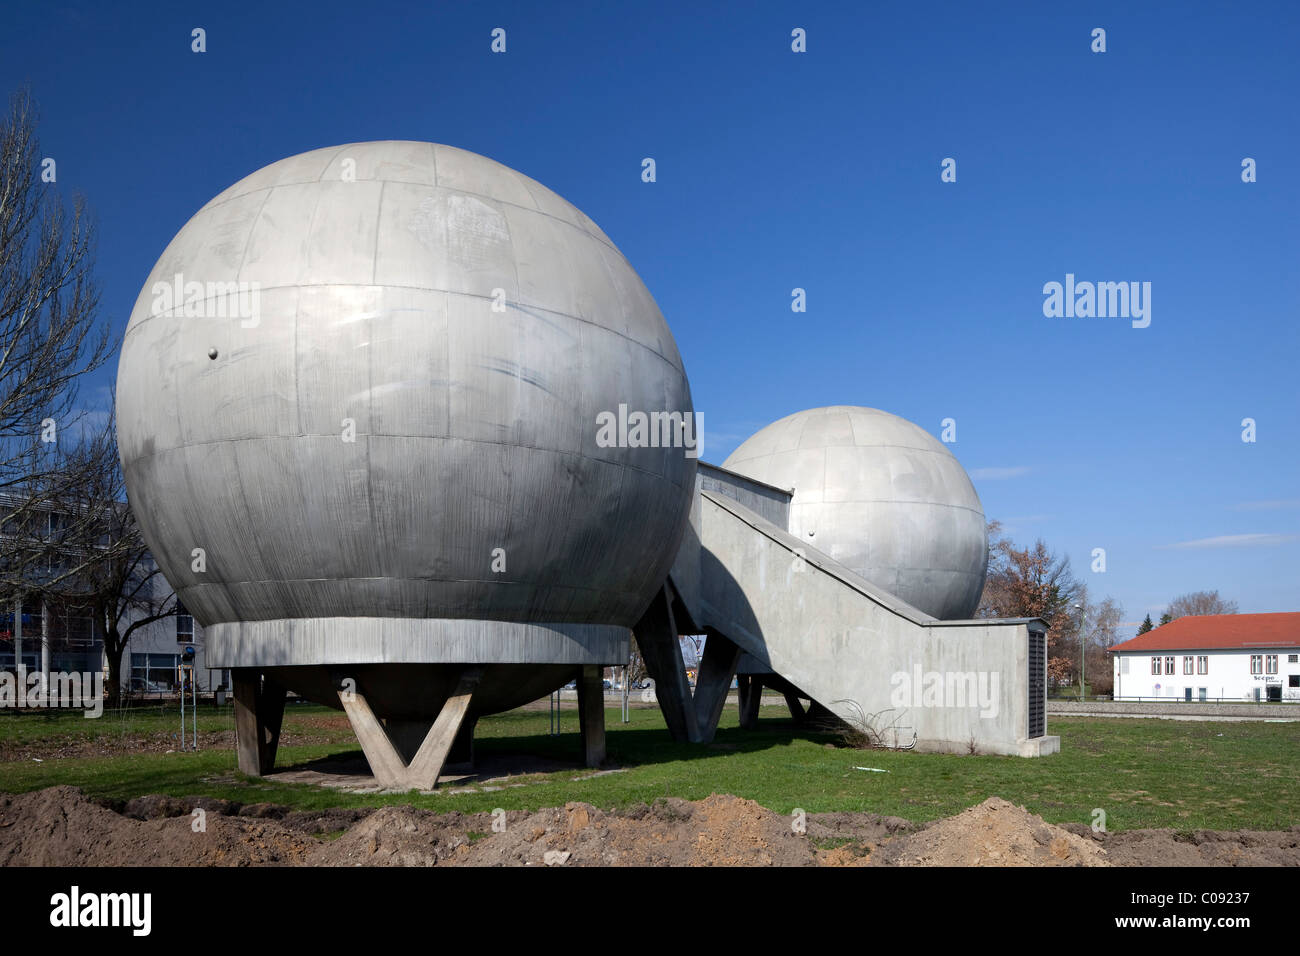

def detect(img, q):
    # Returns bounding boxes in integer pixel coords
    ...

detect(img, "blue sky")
[3,1,1297,633]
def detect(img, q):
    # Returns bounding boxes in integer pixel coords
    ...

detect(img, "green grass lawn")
[2,701,1297,832]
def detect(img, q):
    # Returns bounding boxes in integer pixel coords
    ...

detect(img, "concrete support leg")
[576,664,606,767]
[692,629,742,743]
[406,667,482,789]
[232,669,286,776]
[633,583,699,743]
[783,691,807,725]
[334,667,482,791]
[336,681,409,788]
[738,675,763,730]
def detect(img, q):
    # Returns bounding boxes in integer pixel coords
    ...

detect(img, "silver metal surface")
[116,142,695,691]
[721,406,988,620]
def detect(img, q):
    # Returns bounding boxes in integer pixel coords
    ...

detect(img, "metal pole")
[14,596,23,701]
[192,673,199,751]
[1080,608,1087,700]
[40,598,49,705]
[621,665,629,723]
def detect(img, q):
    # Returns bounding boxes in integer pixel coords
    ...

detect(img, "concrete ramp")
[646,464,1058,757]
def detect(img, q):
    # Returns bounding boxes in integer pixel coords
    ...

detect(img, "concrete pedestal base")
[1019,735,1061,757]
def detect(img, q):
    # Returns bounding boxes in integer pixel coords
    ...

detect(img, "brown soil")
[869,796,1107,866]
[2,787,1298,866]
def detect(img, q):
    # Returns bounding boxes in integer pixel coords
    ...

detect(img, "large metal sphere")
[116,141,695,682]
[722,406,987,620]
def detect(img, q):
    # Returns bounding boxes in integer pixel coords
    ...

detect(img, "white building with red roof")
[1109,613,1300,702]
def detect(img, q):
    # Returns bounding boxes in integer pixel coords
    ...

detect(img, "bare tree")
[979,521,1125,691]
[1166,590,1238,620]
[978,522,1082,678]
[1079,594,1123,695]
[0,87,115,598]
[45,406,179,706]
[627,635,649,687]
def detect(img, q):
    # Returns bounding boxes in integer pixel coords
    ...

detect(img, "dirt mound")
[872,797,1108,866]
[0,787,315,866]
[452,794,815,866]
[4,787,1298,866]
[311,808,483,866]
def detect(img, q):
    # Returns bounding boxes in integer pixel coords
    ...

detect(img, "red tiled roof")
[1110,612,1300,653]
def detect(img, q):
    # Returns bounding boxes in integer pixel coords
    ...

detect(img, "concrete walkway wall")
[673,490,1057,756]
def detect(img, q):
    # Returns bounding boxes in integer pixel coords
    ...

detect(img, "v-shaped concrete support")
[334,667,484,791]
[633,583,743,744]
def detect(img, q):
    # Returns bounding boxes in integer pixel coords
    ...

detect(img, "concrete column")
[232,669,286,776]
[575,664,606,767]
[692,629,742,743]
[783,691,807,725]
[633,583,698,743]
[737,675,763,729]
[259,678,287,769]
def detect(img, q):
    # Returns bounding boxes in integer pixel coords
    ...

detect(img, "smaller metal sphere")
[723,405,988,620]
[207,347,218,360]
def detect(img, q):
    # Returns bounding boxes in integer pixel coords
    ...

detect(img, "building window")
[1183,656,1194,675]
[176,602,193,644]
[1164,656,1175,675]
[1151,657,1161,675]
[1250,655,1263,675]
[1266,654,1278,675]
[1198,687,1207,702]
[47,510,69,537]
[1197,655,1208,675]
[1289,654,1298,663]
[130,653,178,692]
[63,610,93,647]
[1290,676,1300,688]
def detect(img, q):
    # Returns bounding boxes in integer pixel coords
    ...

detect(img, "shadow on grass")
[272,716,838,786]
